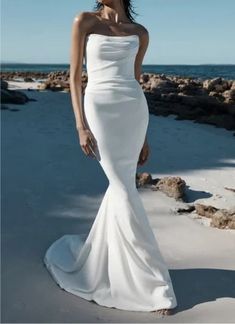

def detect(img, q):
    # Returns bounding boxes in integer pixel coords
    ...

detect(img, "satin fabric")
[44,34,177,312]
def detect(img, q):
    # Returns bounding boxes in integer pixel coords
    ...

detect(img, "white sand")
[2,81,235,323]
[7,79,46,90]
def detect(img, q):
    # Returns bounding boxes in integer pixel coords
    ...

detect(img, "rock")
[1,79,8,89]
[0,71,48,81]
[142,83,152,92]
[160,93,181,103]
[150,79,177,94]
[38,83,49,91]
[136,172,153,187]
[184,203,235,229]
[231,81,235,90]
[1,88,30,104]
[209,91,225,102]
[222,89,235,104]
[24,77,34,82]
[37,71,77,92]
[194,204,235,229]
[211,211,229,229]
[140,73,149,83]
[211,208,235,229]
[1,89,13,103]
[152,176,186,200]
[194,203,218,218]
[177,83,205,96]
[228,219,235,229]
[50,84,65,92]
[221,104,235,116]
[160,74,167,80]
[181,94,221,110]
[203,77,223,91]
[195,114,235,130]
[224,187,235,193]
[221,80,230,91]
[214,84,224,92]
[139,73,235,130]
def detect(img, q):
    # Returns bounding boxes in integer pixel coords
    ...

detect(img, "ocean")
[1,63,235,80]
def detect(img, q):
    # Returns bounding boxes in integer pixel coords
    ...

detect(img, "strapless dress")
[43,33,178,312]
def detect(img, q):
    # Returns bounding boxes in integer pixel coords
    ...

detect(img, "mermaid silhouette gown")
[44,33,177,312]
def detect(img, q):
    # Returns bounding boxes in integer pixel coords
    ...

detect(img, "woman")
[44,0,178,316]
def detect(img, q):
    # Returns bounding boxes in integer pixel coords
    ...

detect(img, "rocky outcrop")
[37,70,70,92]
[176,203,235,229]
[0,71,48,81]
[136,172,235,230]
[142,74,235,131]
[1,79,30,104]
[194,203,218,218]
[1,70,235,130]
[37,71,88,93]
[211,208,235,229]
[1,79,8,90]
[194,203,235,229]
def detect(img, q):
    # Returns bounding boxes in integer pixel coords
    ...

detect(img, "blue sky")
[1,0,235,65]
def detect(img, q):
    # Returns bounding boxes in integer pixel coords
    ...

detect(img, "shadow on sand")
[170,268,235,312]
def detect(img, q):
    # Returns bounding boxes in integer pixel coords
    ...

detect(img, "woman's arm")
[134,27,149,144]
[69,12,97,158]
[134,28,149,83]
[70,12,89,130]
[134,27,150,166]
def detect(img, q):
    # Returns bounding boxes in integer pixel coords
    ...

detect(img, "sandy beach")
[2,81,235,323]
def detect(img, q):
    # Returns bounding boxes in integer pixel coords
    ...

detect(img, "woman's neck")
[99,5,128,24]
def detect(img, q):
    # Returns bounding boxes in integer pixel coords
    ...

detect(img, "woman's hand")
[77,127,98,159]
[138,139,150,166]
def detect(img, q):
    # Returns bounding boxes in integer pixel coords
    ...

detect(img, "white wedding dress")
[44,33,177,312]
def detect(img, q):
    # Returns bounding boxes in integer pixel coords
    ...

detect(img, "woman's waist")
[85,77,141,91]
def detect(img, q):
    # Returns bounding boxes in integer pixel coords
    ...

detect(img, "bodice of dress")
[84,34,139,90]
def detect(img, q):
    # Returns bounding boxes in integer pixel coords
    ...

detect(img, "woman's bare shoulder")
[132,22,149,37]
[74,11,97,20]
[72,11,98,34]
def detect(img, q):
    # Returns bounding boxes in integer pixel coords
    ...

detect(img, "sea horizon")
[1,63,235,80]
